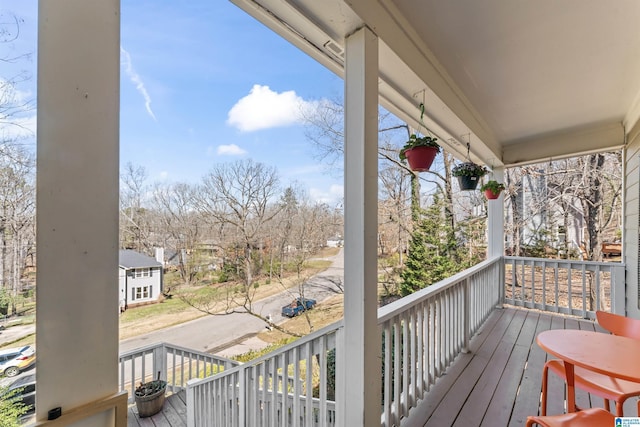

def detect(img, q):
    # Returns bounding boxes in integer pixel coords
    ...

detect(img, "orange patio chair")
[541,310,640,416]
[526,407,614,427]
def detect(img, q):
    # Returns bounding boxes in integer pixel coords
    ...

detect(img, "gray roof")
[119,250,162,269]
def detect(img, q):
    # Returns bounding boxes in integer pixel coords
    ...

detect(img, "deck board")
[508,311,549,426]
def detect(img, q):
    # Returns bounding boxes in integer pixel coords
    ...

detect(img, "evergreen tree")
[400,192,477,296]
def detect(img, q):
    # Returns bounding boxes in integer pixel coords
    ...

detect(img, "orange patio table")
[536,329,640,413]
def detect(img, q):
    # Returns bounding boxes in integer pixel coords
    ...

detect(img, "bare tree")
[197,159,281,290]
[120,162,153,252]
[0,146,34,314]
[150,182,202,286]
[0,12,35,315]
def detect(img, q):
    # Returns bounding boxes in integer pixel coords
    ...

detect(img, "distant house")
[119,250,163,311]
[326,236,343,248]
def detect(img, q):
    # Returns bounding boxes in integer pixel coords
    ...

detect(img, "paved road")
[119,249,344,354]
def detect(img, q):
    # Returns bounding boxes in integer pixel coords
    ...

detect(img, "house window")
[134,268,150,278]
[135,286,150,300]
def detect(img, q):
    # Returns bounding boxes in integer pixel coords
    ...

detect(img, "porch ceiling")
[231,0,640,167]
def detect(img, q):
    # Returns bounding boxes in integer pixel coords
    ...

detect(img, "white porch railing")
[377,256,502,426]
[127,255,621,426]
[503,256,625,318]
[118,342,239,403]
[186,322,340,427]
[184,256,503,427]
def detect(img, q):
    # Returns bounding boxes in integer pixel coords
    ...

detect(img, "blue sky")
[2,1,345,205]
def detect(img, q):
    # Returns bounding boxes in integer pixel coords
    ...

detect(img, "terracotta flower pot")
[404,146,438,172]
[484,189,502,200]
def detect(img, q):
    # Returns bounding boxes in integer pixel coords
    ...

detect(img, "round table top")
[536,329,640,383]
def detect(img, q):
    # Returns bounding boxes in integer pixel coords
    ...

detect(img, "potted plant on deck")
[134,371,167,418]
[399,134,440,172]
[480,180,505,200]
[452,162,488,190]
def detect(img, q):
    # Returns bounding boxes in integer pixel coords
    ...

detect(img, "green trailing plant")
[399,134,440,161]
[480,180,505,193]
[452,161,488,177]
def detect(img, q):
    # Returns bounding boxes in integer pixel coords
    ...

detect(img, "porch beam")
[37,1,120,425]
[502,121,624,167]
[340,25,382,426]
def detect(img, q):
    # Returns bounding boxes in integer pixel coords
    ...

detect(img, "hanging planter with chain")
[451,142,488,191]
[400,134,440,172]
[399,102,441,172]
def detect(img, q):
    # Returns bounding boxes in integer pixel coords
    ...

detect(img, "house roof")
[230,0,640,167]
[119,250,162,269]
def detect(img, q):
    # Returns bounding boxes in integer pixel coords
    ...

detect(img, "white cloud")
[217,144,247,156]
[0,114,36,142]
[121,47,157,121]
[227,84,318,132]
[309,184,343,205]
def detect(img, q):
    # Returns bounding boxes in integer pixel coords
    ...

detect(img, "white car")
[0,346,35,377]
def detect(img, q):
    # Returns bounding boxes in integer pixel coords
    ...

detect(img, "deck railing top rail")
[119,341,240,366]
[504,255,624,267]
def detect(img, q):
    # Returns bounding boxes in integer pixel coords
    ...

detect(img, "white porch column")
[487,167,505,258]
[37,1,120,425]
[340,26,381,426]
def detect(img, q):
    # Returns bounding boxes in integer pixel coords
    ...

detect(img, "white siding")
[624,120,640,317]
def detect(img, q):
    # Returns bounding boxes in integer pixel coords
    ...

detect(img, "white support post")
[340,26,381,427]
[487,167,505,258]
[37,1,120,425]
[487,167,505,307]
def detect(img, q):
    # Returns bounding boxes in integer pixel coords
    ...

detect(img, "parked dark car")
[0,346,35,377]
[281,297,317,318]
[6,374,35,414]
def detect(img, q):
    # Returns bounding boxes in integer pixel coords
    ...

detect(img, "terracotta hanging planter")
[399,134,440,172]
[480,180,506,200]
[404,146,438,172]
[484,189,501,199]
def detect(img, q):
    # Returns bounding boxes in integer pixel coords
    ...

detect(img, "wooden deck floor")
[126,307,637,426]
[405,306,638,426]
